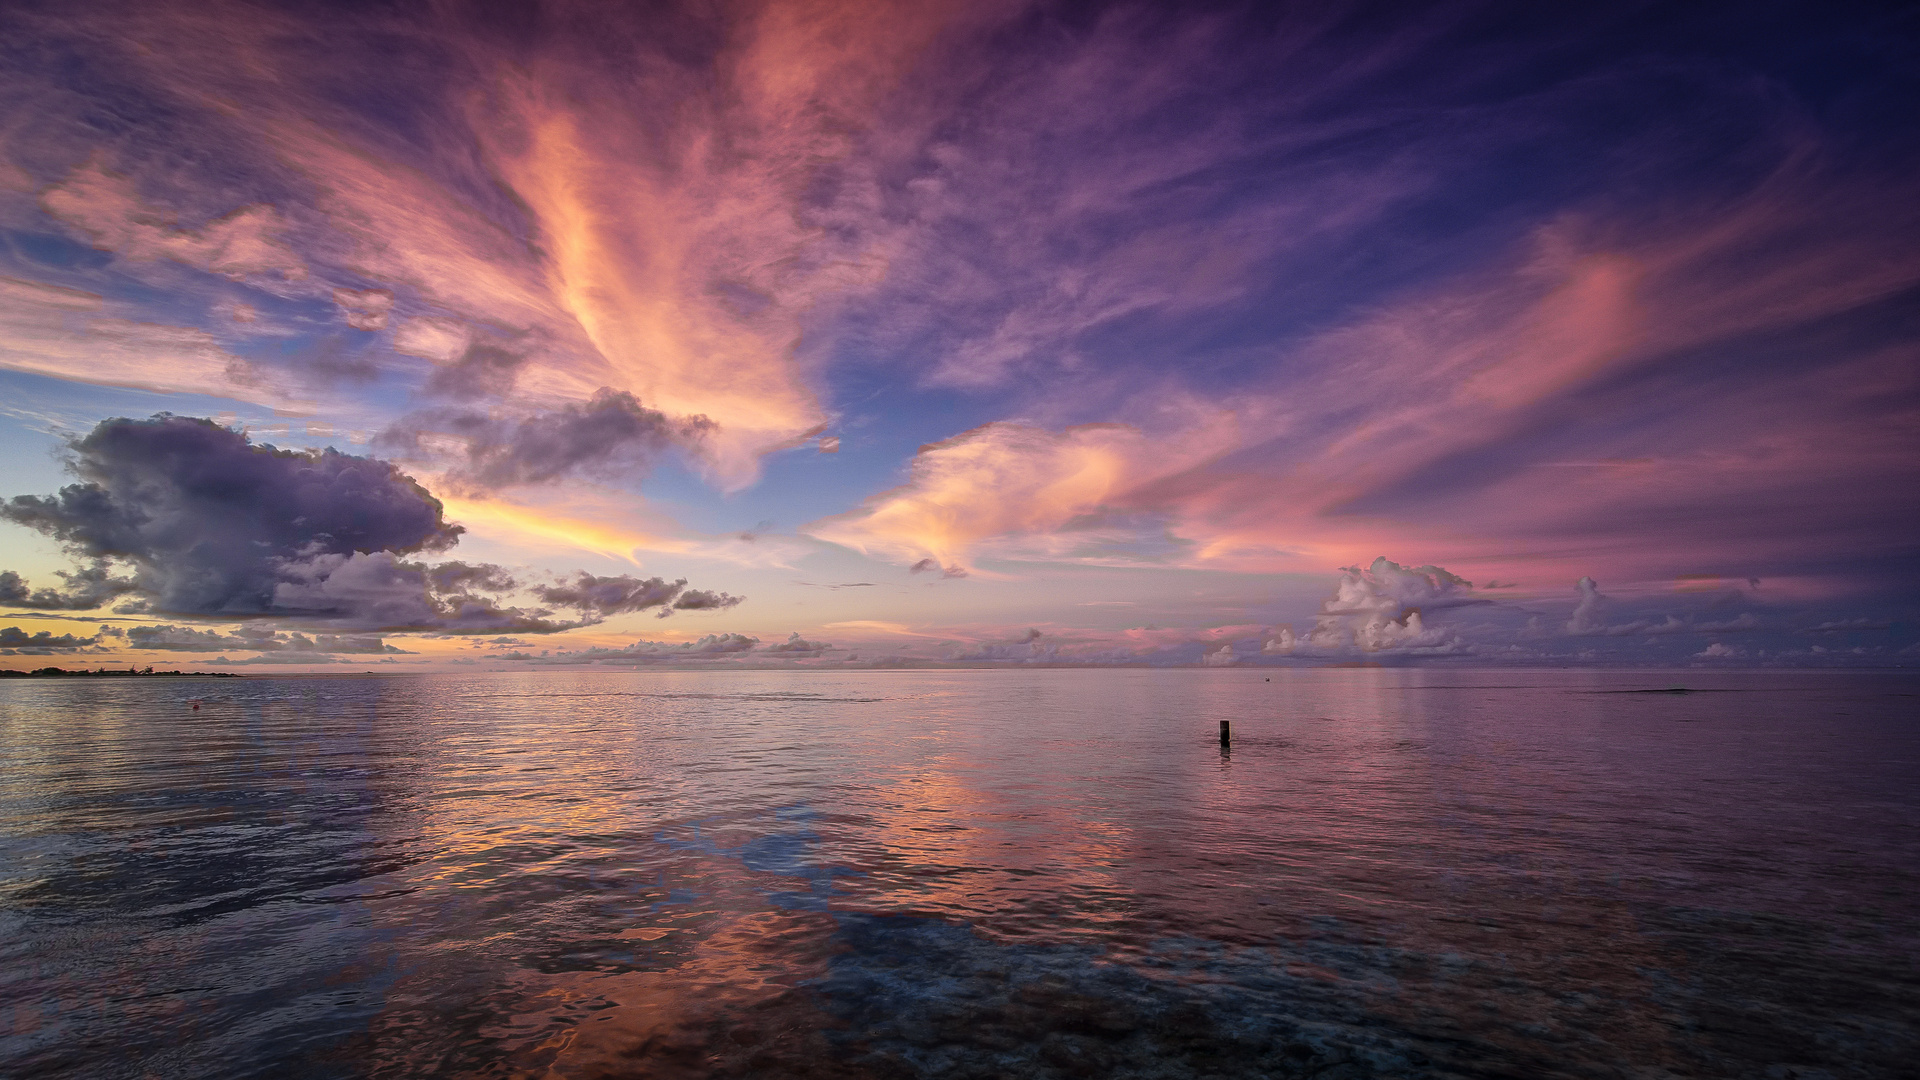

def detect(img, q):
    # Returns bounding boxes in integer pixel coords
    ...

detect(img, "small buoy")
[190,700,201,711]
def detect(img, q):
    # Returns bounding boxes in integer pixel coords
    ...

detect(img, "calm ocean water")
[1,668,1915,1079]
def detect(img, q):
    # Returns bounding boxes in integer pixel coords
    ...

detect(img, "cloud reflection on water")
[2,669,1915,1077]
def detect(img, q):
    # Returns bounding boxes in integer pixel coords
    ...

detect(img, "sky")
[1,0,1915,671]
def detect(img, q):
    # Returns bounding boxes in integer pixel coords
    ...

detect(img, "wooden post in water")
[1219,719,1230,747]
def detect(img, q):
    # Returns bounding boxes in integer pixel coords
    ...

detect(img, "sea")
[1,668,1915,1079]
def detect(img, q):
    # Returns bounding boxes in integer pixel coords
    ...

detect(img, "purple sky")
[1,0,1915,669]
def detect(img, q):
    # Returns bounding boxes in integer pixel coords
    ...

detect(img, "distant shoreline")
[0,667,241,678]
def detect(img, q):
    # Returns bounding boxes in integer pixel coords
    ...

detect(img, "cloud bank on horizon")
[0,0,1914,668]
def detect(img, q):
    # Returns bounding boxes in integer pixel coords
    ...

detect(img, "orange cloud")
[456,1,992,484]
[812,158,1920,593]
[807,413,1238,572]
[16,1,994,487]
[802,234,1658,578]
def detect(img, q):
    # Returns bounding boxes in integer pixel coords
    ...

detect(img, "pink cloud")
[806,412,1238,573]
[4,1,1005,487]
[0,276,311,410]
[0,0,1911,622]
[40,161,306,283]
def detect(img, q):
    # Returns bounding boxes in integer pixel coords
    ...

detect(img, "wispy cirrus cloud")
[39,161,306,284]
[0,0,1913,660]
[810,155,1919,595]
[0,0,1006,487]
[0,276,314,411]
[792,4,1919,601]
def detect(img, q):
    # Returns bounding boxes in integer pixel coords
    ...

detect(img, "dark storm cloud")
[385,389,716,489]
[0,416,744,632]
[0,415,461,617]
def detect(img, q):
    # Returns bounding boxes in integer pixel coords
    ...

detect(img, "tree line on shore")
[0,667,241,678]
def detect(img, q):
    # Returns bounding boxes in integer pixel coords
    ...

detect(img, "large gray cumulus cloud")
[0,416,743,633]
[1,414,460,613]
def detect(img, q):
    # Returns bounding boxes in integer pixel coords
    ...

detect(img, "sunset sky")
[1,0,1914,669]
